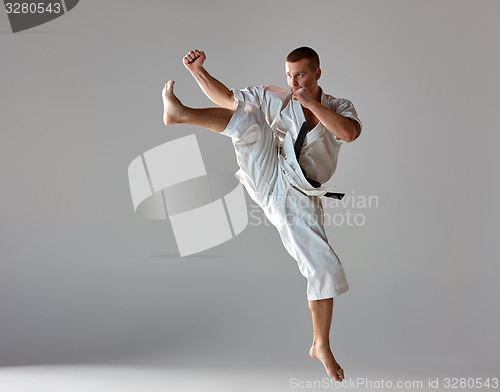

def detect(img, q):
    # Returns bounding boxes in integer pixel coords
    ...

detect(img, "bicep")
[222,90,235,110]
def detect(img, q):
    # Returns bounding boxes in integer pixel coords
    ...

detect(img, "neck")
[313,85,321,102]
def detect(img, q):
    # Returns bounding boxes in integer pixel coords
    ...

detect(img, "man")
[162,47,362,382]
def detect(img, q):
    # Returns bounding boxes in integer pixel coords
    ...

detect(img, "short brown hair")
[286,47,320,71]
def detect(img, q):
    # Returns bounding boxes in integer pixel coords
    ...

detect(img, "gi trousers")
[221,100,349,300]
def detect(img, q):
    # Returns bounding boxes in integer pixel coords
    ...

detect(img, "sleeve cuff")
[230,88,244,102]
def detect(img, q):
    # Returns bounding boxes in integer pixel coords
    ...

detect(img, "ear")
[316,67,321,80]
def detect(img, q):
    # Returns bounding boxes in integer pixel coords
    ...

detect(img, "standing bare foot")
[162,80,187,125]
[310,342,345,382]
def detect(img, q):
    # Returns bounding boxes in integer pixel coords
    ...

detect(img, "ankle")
[176,105,190,124]
[312,339,330,348]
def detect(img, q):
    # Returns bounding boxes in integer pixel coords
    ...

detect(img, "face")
[285,58,321,94]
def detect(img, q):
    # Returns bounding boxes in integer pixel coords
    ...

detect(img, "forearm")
[309,101,359,142]
[190,67,234,110]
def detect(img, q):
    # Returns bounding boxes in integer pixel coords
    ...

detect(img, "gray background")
[1,0,499,387]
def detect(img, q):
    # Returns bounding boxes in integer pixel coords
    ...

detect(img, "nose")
[291,76,298,86]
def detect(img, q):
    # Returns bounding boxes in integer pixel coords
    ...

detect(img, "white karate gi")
[221,85,362,300]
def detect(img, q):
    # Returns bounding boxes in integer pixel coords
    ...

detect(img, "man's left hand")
[292,87,315,109]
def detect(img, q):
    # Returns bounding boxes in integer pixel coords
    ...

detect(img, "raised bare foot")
[162,80,186,125]
[310,342,345,382]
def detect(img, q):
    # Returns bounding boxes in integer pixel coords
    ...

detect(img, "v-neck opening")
[291,95,323,144]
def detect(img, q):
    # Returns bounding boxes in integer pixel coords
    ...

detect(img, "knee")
[242,124,260,145]
[241,101,268,127]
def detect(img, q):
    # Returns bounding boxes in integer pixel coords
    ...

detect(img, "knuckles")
[182,50,205,65]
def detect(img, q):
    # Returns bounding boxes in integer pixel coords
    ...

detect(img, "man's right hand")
[183,50,205,73]
[181,49,234,110]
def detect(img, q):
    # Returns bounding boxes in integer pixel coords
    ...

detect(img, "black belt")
[294,121,345,200]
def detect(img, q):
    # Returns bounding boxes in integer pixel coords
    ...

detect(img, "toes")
[165,80,175,92]
[337,368,344,381]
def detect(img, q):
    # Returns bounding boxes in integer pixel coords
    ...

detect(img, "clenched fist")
[183,50,206,73]
[292,87,315,109]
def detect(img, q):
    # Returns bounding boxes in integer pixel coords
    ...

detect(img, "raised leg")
[162,80,234,133]
[308,298,345,382]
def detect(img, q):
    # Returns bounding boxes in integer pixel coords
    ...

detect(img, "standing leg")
[272,188,347,380]
[162,80,233,132]
[308,298,345,382]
